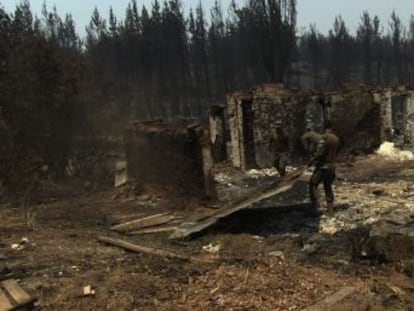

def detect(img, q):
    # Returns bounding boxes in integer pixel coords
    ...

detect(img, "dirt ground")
[1,156,414,310]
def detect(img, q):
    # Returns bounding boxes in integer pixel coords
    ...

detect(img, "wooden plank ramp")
[169,167,307,240]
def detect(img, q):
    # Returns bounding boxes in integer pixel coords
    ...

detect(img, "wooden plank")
[0,287,12,311]
[169,167,306,239]
[301,286,357,311]
[1,279,32,305]
[106,213,145,225]
[114,160,128,187]
[98,236,191,261]
[127,225,177,235]
[110,212,175,232]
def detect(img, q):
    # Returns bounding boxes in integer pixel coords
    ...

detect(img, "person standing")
[303,127,339,216]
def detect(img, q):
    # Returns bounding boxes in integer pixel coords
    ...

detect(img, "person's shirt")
[311,131,339,167]
[301,131,321,155]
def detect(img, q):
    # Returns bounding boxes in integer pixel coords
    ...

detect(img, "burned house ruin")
[124,120,216,199]
[220,84,414,170]
[123,85,414,199]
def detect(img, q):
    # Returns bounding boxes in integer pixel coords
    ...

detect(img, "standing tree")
[301,24,325,89]
[328,16,352,88]
[357,11,375,85]
[389,11,404,84]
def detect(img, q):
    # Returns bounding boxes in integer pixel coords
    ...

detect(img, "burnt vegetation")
[0,0,414,197]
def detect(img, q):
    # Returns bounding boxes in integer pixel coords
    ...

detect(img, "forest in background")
[1,0,414,189]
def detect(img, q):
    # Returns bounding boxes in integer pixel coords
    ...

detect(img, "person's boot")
[327,202,334,216]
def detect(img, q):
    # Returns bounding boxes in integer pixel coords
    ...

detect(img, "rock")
[319,218,339,234]
[384,214,411,226]
[11,243,23,250]
[268,250,285,260]
[302,243,320,255]
[202,243,221,254]
[362,221,414,263]
[83,285,95,296]
[395,225,414,237]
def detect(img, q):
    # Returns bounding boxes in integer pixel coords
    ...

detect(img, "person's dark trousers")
[309,164,336,212]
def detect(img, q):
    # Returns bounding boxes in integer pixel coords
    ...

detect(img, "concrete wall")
[125,121,216,200]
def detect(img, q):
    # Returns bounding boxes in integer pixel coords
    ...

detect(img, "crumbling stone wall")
[208,105,227,163]
[251,85,307,167]
[225,85,414,169]
[389,90,414,144]
[373,88,414,145]
[373,89,393,141]
[406,91,414,143]
[227,92,251,169]
[226,85,320,169]
[304,95,325,132]
[125,121,216,200]
[326,90,381,154]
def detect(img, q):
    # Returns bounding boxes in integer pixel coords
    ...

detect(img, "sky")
[2,0,414,36]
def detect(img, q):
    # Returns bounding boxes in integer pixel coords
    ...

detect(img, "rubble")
[170,167,307,239]
[376,141,414,161]
[202,243,221,254]
[81,285,95,297]
[2,155,414,310]
[4,82,414,310]
[10,237,33,251]
[268,250,285,260]
[224,85,414,169]
[124,120,216,200]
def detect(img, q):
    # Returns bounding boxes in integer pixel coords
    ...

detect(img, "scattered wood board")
[169,167,307,239]
[110,212,175,233]
[106,213,145,226]
[114,160,128,188]
[98,236,191,261]
[127,225,178,235]
[0,279,37,311]
[301,286,357,311]
[0,288,13,311]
